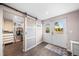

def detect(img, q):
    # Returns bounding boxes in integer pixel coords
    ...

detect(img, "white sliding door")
[27,16,36,50]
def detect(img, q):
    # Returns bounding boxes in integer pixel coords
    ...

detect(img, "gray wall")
[43,10,79,51]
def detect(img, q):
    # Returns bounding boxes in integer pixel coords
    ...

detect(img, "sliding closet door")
[27,16,36,50]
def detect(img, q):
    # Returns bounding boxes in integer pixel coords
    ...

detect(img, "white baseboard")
[67,49,71,52]
[22,48,25,52]
[43,40,72,52]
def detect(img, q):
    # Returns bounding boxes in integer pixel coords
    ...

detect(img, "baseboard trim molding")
[67,49,72,52]
[43,41,66,49]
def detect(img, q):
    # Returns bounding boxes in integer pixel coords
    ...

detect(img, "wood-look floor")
[4,41,60,56]
[4,41,23,56]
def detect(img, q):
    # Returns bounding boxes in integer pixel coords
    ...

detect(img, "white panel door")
[51,19,67,48]
[43,23,52,43]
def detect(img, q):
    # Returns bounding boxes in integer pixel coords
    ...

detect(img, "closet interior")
[3,11,24,55]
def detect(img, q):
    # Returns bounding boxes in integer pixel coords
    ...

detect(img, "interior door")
[43,22,52,43]
[51,19,67,48]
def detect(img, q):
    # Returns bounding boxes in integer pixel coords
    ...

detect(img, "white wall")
[3,6,25,17]
[0,5,3,56]
[67,10,79,51]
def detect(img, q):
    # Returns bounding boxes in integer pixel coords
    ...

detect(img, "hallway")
[4,41,59,56]
[0,3,79,56]
[4,41,71,56]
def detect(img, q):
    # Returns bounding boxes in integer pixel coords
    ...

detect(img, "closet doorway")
[3,11,25,56]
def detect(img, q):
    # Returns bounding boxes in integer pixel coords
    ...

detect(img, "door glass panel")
[54,20,64,34]
[45,24,50,33]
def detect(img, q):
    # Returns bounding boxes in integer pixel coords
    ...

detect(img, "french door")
[43,18,67,48]
[50,19,67,48]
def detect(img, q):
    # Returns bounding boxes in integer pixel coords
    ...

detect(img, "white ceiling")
[5,3,79,20]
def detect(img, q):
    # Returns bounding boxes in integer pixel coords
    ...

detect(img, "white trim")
[71,41,79,44]
[71,40,79,56]
[0,6,4,56]
[67,49,71,52]
[22,48,25,52]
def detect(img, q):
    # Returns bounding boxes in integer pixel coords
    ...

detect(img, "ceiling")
[5,3,79,20]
